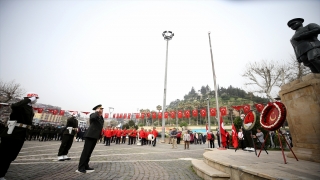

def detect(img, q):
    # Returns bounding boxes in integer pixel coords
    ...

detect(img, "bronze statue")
[288,18,320,73]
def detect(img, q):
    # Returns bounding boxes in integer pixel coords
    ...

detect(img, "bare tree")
[286,55,311,82]
[0,80,25,103]
[242,60,287,102]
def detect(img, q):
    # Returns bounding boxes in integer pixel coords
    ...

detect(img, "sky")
[0,0,319,115]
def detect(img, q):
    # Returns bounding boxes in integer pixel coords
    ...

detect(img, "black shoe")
[76,169,86,173]
[85,167,94,171]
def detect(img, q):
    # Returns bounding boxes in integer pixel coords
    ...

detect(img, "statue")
[288,18,320,73]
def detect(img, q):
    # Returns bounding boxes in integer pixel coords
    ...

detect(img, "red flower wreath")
[260,102,287,131]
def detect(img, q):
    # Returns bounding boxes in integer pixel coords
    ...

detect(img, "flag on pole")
[200,109,206,117]
[220,107,227,116]
[128,113,131,119]
[178,111,183,119]
[170,111,175,118]
[192,109,197,117]
[158,112,162,119]
[232,123,238,149]
[209,108,216,116]
[220,116,227,147]
[164,112,168,118]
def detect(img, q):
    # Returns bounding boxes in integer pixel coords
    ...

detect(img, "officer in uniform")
[288,18,320,73]
[57,112,78,161]
[77,104,104,173]
[0,92,39,179]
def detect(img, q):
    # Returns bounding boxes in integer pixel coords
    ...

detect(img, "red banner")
[120,113,123,118]
[243,104,251,114]
[209,108,216,116]
[185,110,190,118]
[200,109,206,117]
[220,107,227,116]
[52,110,58,115]
[254,103,264,113]
[232,105,243,111]
[113,114,116,118]
[170,111,175,118]
[116,113,119,118]
[135,113,140,119]
[178,111,183,119]
[164,112,168,118]
[220,116,227,147]
[104,113,109,118]
[151,112,156,119]
[38,108,43,113]
[123,113,127,118]
[59,110,65,116]
[192,109,197,117]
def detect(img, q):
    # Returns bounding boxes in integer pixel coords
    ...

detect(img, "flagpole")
[208,32,222,147]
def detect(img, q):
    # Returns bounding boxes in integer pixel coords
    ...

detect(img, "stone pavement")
[5,140,214,180]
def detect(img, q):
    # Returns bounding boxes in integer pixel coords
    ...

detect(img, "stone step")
[192,159,230,180]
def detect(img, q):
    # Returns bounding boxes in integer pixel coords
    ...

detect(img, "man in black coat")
[57,113,78,161]
[0,92,38,179]
[77,104,104,173]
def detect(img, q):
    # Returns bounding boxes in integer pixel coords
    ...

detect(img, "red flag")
[243,104,251,114]
[200,109,206,117]
[220,107,227,116]
[158,112,162,119]
[146,113,150,118]
[178,111,183,119]
[164,112,168,118]
[104,113,109,118]
[113,114,116,118]
[81,111,90,115]
[123,113,127,118]
[38,108,44,113]
[220,116,227,147]
[232,105,243,111]
[152,112,156,119]
[120,113,123,118]
[59,110,65,116]
[116,113,119,118]
[232,123,238,149]
[141,113,145,119]
[185,110,190,118]
[209,108,216,116]
[128,113,131,119]
[192,109,197,117]
[254,103,264,113]
[135,113,140,119]
[52,110,58,115]
[170,111,175,118]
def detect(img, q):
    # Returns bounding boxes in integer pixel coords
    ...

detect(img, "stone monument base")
[279,73,320,163]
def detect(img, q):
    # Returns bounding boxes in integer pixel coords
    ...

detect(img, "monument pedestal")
[279,73,320,163]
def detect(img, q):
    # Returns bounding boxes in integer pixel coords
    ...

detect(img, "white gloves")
[29,97,37,104]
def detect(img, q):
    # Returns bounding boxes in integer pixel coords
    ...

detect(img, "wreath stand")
[258,129,298,164]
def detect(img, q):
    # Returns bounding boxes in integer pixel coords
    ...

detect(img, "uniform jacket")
[84,112,104,139]
[63,116,78,136]
[0,98,34,140]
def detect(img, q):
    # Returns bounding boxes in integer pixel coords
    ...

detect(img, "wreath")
[260,102,287,131]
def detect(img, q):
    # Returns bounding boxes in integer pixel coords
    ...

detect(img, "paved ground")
[5,139,213,180]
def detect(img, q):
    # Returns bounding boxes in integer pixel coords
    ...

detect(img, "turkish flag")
[120,113,123,118]
[192,109,197,117]
[232,105,243,111]
[232,123,238,149]
[158,112,162,119]
[164,112,168,118]
[147,113,150,118]
[220,116,227,147]
[141,113,145,119]
[243,104,251,114]
[113,114,116,118]
[104,113,109,118]
[52,110,58,115]
[123,113,127,118]
[220,107,227,116]
[178,111,183,119]
[254,103,264,113]
[116,113,119,118]
[135,113,140,119]
[200,109,206,117]
[185,110,190,118]
[170,111,175,118]
[152,112,156,119]
[128,113,131,119]
[209,108,216,116]
[59,110,65,116]
[81,111,90,115]
[38,108,44,113]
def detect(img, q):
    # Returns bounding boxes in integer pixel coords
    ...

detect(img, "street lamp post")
[161,31,174,143]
